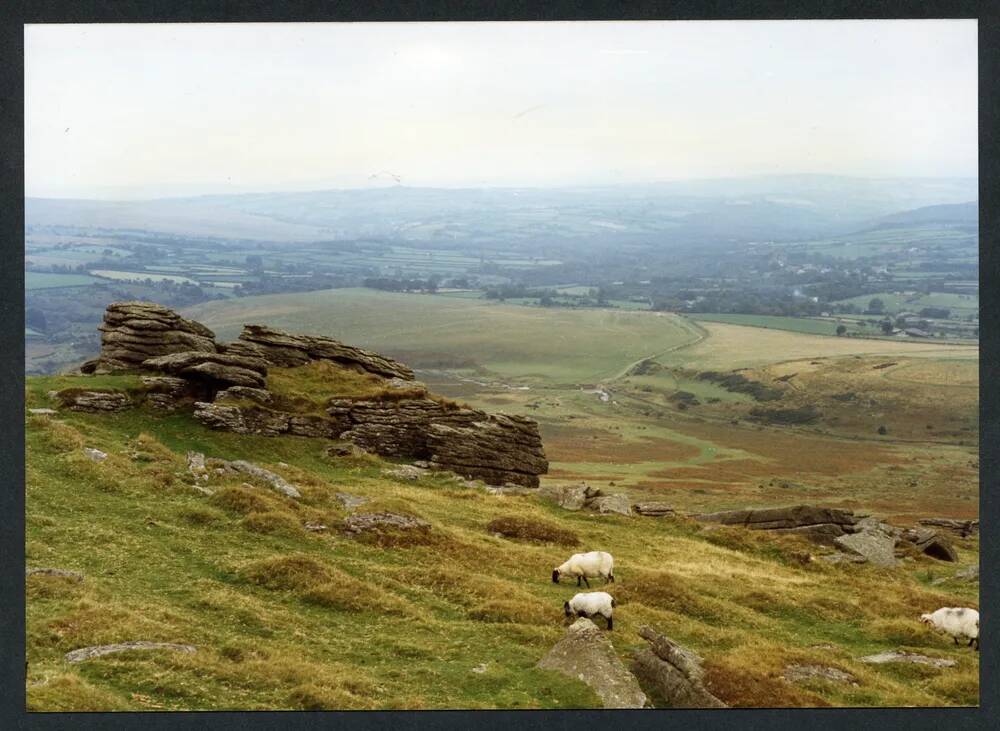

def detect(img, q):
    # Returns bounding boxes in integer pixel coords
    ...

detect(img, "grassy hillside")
[25,374,979,710]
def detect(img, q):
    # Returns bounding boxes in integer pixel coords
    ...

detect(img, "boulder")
[954,564,979,582]
[834,532,898,568]
[226,460,301,498]
[215,386,273,405]
[27,408,58,416]
[629,626,726,708]
[83,447,108,462]
[55,390,132,413]
[917,518,978,537]
[693,505,858,544]
[93,301,217,373]
[538,483,589,511]
[537,618,648,709]
[342,511,431,537]
[235,324,414,380]
[143,351,268,390]
[383,465,429,481]
[633,502,676,517]
[900,528,958,562]
[589,494,632,516]
[193,402,291,436]
[783,664,857,685]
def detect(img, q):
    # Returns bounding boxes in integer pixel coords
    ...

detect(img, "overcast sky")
[25,20,977,199]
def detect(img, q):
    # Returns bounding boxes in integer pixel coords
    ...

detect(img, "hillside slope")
[26,369,979,710]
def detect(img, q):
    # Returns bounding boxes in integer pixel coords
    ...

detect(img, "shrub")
[177,507,226,526]
[486,515,579,546]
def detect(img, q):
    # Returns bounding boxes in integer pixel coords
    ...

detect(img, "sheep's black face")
[552,570,560,584]
[563,601,572,617]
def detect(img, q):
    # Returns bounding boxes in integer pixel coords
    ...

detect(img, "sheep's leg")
[974,638,980,651]
[582,576,591,588]
[606,614,613,631]
[968,638,974,647]
[954,636,960,645]
[609,573,614,583]
[576,576,582,587]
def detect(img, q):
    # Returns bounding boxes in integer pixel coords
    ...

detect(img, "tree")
[867,297,885,314]
[880,320,894,335]
[835,324,847,336]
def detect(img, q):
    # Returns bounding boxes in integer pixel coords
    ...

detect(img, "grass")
[25,373,979,710]
[690,313,842,336]
[25,272,100,290]
[184,288,703,385]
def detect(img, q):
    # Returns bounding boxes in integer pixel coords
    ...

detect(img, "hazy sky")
[25,20,977,199]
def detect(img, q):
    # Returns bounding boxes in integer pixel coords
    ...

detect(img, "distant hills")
[26,175,979,246]
[867,201,978,228]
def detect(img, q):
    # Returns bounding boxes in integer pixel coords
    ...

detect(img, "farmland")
[187,288,978,523]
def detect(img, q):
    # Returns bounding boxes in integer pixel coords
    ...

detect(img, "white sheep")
[564,591,616,630]
[552,551,614,588]
[920,607,979,650]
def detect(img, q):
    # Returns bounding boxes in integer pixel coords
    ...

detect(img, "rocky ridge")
[67,301,548,488]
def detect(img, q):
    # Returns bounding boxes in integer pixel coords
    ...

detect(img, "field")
[690,313,842,336]
[25,371,980,710]
[831,292,979,318]
[185,289,703,384]
[90,270,199,286]
[26,272,100,290]
[186,289,978,522]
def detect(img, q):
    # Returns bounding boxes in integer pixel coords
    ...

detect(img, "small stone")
[65,641,197,664]
[83,448,108,462]
[334,492,369,510]
[783,664,857,685]
[471,663,488,674]
[304,522,328,532]
[28,408,57,416]
[859,651,956,668]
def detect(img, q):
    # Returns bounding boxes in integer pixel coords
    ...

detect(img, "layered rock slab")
[90,301,217,373]
[537,618,648,709]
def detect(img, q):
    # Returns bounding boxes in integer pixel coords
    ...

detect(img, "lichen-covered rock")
[693,505,858,544]
[834,531,898,568]
[859,651,956,668]
[143,351,268,389]
[589,494,632,516]
[629,626,726,708]
[537,618,647,709]
[342,511,431,536]
[216,386,273,405]
[55,389,132,413]
[899,528,958,562]
[233,324,414,380]
[633,502,676,517]
[93,301,217,372]
[783,664,857,685]
[330,398,548,487]
[193,402,291,436]
[226,460,301,498]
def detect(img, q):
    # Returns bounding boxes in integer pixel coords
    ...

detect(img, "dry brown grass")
[486,515,579,546]
[211,486,282,516]
[242,554,331,591]
[242,511,302,536]
[467,599,555,625]
[703,658,830,708]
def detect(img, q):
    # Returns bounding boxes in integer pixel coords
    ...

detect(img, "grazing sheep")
[552,551,614,588]
[920,607,979,650]
[564,591,616,631]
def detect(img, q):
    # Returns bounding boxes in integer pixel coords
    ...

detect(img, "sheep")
[920,607,979,650]
[552,551,614,588]
[564,591,616,631]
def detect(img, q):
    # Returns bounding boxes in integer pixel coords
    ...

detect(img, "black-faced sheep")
[552,551,614,588]
[563,591,616,630]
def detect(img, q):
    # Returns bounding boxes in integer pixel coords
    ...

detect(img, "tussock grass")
[24,373,979,709]
[486,515,579,546]
[242,511,302,535]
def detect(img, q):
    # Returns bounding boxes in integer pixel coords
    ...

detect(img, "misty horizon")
[26,20,977,200]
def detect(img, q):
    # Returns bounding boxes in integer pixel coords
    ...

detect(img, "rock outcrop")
[537,483,632,514]
[537,618,648,709]
[228,324,414,380]
[633,502,676,517]
[629,626,727,708]
[55,389,132,413]
[693,505,859,543]
[143,351,269,390]
[859,650,956,668]
[834,531,898,568]
[88,301,217,373]
[917,518,978,538]
[330,399,548,488]
[76,301,550,488]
